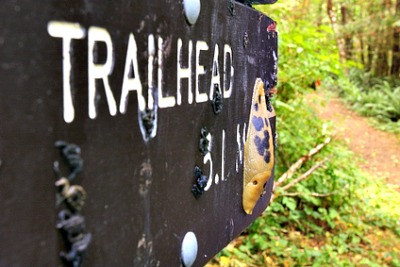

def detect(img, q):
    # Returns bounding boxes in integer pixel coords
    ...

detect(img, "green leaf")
[328,207,339,219]
[282,197,297,211]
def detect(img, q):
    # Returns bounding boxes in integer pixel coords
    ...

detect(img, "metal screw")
[183,0,201,25]
[181,232,198,267]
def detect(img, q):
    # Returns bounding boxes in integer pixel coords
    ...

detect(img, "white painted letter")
[236,123,246,173]
[209,43,221,100]
[221,129,226,181]
[223,44,234,99]
[120,33,146,113]
[158,36,176,108]
[47,21,86,123]
[195,41,209,103]
[88,26,117,119]
[177,38,193,105]
[204,153,213,191]
[148,34,155,109]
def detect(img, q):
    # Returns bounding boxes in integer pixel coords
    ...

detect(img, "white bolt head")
[181,231,198,267]
[183,0,201,25]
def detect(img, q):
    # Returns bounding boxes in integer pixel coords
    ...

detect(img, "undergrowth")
[207,95,400,267]
[205,2,400,266]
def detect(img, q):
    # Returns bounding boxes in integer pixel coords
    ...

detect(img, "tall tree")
[327,0,347,65]
[392,0,400,76]
[341,5,353,60]
[374,0,392,76]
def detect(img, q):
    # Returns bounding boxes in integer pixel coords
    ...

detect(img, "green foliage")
[256,2,342,101]
[208,95,400,267]
[208,2,400,266]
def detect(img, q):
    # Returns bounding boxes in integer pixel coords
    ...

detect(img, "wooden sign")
[0,0,277,266]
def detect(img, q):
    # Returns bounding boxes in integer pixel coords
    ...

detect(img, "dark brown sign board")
[0,0,277,266]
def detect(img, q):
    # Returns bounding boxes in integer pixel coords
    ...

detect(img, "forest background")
[208,0,400,266]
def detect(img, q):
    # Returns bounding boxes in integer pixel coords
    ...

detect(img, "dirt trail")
[308,91,400,190]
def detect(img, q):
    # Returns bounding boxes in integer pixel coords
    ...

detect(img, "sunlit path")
[309,90,400,190]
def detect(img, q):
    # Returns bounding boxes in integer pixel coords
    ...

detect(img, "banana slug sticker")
[243,79,275,215]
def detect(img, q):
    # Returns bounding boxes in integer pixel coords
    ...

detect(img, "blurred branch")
[279,189,340,198]
[274,184,349,200]
[274,135,335,190]
[281,157,330,191]
[271,157,330,202]
[282,191,333,197]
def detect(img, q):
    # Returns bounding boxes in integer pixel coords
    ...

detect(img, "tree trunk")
[316,1,324,28]
[341,5,352,60]
[302,0,310,11]
[374,0,392,76]
[359,34,365,66]
[376,42,389,76]
[366,44,373,72]
[392,0,400,76]
[327,0,347,66]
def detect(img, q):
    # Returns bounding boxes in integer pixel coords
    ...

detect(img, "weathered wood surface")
[0,1,277,266]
